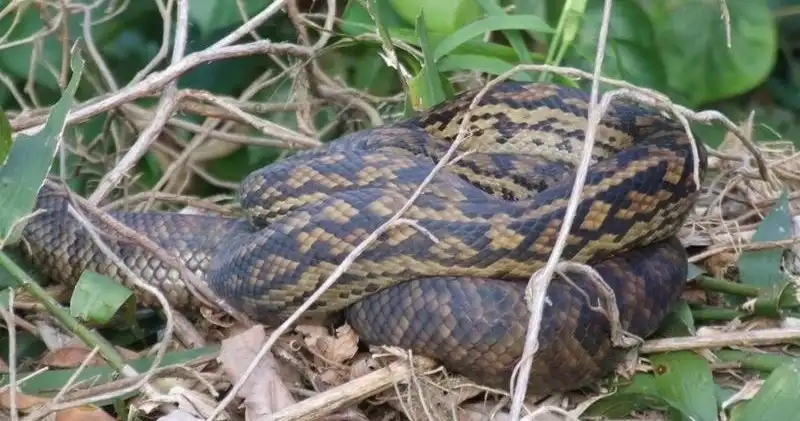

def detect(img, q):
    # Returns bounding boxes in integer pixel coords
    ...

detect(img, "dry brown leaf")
[0,388,48,410]
[218,325,296,421]
[318,369,344,387]
[297,323,359,364]
[54,405,116,421]
[0,389,114,421]
[41,344,139,368]
[157,410,204,421]
[349,355,381,380]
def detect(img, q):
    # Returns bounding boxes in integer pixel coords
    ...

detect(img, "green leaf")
[657,301,696,337]
[0,345,219,402]
[389,0,483,34]
[650,351,718,421]
[433,15,554,62]
[437,54,536,80]
[738,190,791,288]
[70,272,136,325]
[0,44,84,247]
[687,262,705,280]
[542,0,587,75]
[0,5,64,90]
[568,0,667,90]
[0,109,11,166]
[334,20,524,62]
[340,0,410,36]
[586,374,670,417]
[187,0,271,36]
[716,349,800,373]
[411,12,450,109]
[471,0,536,67]
[733,361,800,421]
[647,0,777,105]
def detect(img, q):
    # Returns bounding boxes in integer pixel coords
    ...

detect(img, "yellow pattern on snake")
[21,82,707,394]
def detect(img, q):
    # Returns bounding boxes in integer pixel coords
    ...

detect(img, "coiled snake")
[21,82,707,394]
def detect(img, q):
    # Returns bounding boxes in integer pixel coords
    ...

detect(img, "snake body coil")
[21,82,707,394]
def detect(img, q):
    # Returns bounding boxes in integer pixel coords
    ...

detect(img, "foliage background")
[1,0,797,196]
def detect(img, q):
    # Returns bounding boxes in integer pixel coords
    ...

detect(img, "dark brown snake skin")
[20,82,707,394]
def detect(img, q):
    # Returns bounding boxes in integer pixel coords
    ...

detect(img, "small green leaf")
[433,15,553,62]
[650,351,718,421]
[586,374,669,417]
[70,271,135,325]
[738,190,791,289]
[687,262,705,280]
[0,109,11,165]
[0,44,84,247]
[733,361,800,421]
[657,301,696,337]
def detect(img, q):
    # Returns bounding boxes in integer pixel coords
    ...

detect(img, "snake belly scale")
[20,81,707,394]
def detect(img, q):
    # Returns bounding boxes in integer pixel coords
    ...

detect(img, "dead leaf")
[298,323,359,364]
[0,389,114,421]
[55,405,116,421]
[41,345,139,368]
[218,325,296,421]
[0,388,48,410]
[349,355,380,380]
[157,410,204,421]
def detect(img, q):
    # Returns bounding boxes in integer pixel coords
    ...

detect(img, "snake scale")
[20,81,707,394]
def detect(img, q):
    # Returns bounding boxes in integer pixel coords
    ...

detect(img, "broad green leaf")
[733,361,800,421]
[70,272,135,325]
[647,0,777,105]
[0,109,11,165]
[0,44,84,247]
[433,15,554,62]
[389,0,483,34]
[650,351,718,421]
[569,0,667,90]
[187,0,272,36]
[738,190,791,288]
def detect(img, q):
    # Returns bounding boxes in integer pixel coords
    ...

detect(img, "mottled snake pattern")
[21,82,707,394]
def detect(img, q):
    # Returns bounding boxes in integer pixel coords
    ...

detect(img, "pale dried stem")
[12,42,314,134]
